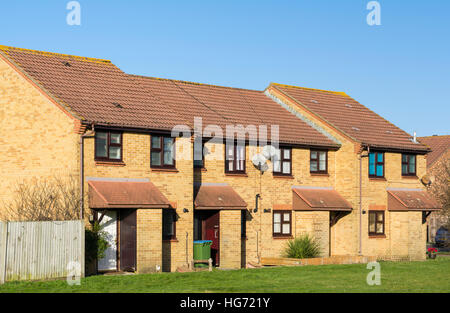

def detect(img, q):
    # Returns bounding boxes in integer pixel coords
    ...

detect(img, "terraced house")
[0,46,442,273]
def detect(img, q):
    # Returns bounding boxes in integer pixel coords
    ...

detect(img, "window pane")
[319,160,326,171]
[283,149,291,160]
[282,161,291,174]
[319,152,326,161]
[283,213,290,222]
[369,153,375,175]
[274,223,281,233]
[369,213,375,224]
[311,151,317,159]
[109,147,121,160]
[236,159,244,171]
[376,165,383,177]
[282,224,290,234]
[369,221,376,233]
[163,138,174,165]
[228,160,234,171]
[376,223,383,234]
[377,213,384,222]
[153,136,162,149]
[310,162,318,172]
[227,145,234,160]
[110,133,121,144]
[377,153,383,162]
[95,132,108,158]
[273,160,281,172]
[273,213,281,223]
[151,151,161,166]
[237,145,245,160]
[402,164,408,175]
[409,155,415,174]
[402,154,408,162]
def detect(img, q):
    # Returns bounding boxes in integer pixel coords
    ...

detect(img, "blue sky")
[1,0,449,136]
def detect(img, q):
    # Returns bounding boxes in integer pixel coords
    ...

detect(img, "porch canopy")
[292,186,352,211]
[387,188,442,211]
[88,180,171,209]
[194,184,247,210]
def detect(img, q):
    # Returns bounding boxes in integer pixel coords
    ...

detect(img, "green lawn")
[1,257,449,293]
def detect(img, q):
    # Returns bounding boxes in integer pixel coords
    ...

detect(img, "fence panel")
[0,222,6,284]
[2,220,84,283]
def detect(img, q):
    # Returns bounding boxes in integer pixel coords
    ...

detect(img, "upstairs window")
[151,135,175,168]
[95,131,122,161]
[369,152,384,178]
[225,142,246,174]
[273,211,292,237]
[163,209,177,240]
[273,147,292,176]
[402,154,416,176]
[369,211,385,236]
[194,141,205,169]
[310,150,328,173]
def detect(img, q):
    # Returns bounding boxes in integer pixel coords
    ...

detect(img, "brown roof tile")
[387,189,442,211]
[194,184,247,210]
[88,181,170,209]
[270,83,429,153]
[292,187,352,211]
[0,46,338,148]
[417,136,450,167]
[131,76,339,147]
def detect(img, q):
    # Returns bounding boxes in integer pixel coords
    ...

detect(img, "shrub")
[283,234,321,259]
[85,222,109,263]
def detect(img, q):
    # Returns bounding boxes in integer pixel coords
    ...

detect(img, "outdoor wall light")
[183,208,189,213]
[264,208,272,213]
[88,214,95,224]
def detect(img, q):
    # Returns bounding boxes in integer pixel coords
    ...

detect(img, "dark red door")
[203,211,220,266]
[119,209,136,272]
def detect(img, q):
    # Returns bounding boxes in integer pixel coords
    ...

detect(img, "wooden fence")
[0,220,84,284]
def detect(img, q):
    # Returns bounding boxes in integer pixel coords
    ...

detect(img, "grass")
[1,257,449,293]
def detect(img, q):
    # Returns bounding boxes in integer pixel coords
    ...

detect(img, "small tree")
[1,175,80,221]
[429,159,450,228]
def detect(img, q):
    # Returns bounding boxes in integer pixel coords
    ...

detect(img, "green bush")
[283,234,321,259]
[85,222,110,263]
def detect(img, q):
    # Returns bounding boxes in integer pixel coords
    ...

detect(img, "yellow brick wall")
[83,134,194,272]
[197,142,337,264]
[0,57,79,214]
[267,86,428,261]
[219,210,241,269]
[136,209,162,273]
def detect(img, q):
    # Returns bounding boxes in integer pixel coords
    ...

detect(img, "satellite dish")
[262,145,278,160]
[421,175,434,187]
[252,154,269,172]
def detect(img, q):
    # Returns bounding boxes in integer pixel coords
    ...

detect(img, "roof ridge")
[417,135,450,139]
[0,45,111,64]
[270,82,348,96]
[129,74,262,92]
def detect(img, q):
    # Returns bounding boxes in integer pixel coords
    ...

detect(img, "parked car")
[435,227,449,247]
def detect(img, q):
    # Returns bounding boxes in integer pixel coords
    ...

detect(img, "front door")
[98,210,118,271]
[203,211,220,266]
[119,209,136,272]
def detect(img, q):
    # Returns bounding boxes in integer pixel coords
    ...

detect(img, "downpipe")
[359,146,370,255]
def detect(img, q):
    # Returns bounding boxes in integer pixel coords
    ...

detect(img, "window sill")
[163,239,179,243]
[273,236,294,240]
[95,160,126,167]
[369,177,386,181]
[273,174,294,179]
[369,234,386,239]
[151,168,179,173]
[225,173,248,177]
[402,175,418,179]
[310,173,329,177]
